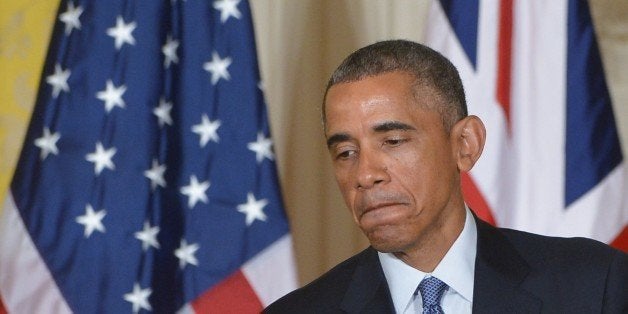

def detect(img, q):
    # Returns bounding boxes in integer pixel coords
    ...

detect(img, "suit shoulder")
[494,228,627,312]
[499,227,626,271]
[264,247,375,313]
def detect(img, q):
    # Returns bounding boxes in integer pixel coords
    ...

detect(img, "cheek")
[334,167,351,191]
[390,150,425,182]
[390,146,446,200]
[334,169,356,205]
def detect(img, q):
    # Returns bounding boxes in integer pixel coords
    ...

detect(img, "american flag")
[425,0,627,250]
[0,0,297,313]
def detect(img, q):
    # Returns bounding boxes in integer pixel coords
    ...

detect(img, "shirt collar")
[378,246,425,313]
[433,206,477,302]
[378,207,477,313]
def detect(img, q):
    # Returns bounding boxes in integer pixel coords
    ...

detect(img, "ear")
[451,115,486,172]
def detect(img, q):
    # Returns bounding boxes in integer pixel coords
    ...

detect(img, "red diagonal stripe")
[497,0,513,130]
[610,225,628,253]
[0,296,7,314]
[461,172,496,225]
[192,270,263,314]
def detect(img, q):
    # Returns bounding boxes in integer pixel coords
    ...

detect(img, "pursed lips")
[359,201,407,218]
[356,190,411,218]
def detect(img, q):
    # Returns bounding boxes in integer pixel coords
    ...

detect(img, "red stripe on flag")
[461,172,496,225]
[610,225,628,253]
[0,297,7,314]
[192,270,263,314]
[496,0,513,130]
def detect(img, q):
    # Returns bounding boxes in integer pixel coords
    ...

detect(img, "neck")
[393,204,466,272]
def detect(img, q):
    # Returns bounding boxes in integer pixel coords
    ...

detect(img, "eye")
[336,149,356,160]
[383,137,407,147]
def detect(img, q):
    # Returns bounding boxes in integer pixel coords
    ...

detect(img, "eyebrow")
[373,121,416,132]
[326,133,351,149]
[326,121,415,149]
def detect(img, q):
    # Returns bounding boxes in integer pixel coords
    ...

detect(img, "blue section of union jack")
[438,0,479,68]
[565,0,622,207]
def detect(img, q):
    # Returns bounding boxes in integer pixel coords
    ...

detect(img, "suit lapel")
[340,247,395,314]
[473,218,542,313]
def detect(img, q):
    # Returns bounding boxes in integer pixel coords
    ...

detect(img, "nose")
[355,150,389,190]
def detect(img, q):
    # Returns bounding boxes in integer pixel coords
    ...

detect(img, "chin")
[364,225,411,253]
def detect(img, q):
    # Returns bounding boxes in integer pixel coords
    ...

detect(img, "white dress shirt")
[378,207,477,313]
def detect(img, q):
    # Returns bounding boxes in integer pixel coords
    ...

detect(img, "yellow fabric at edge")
[0,1,59,211]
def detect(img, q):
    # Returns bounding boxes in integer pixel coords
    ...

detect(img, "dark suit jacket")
[264,218,628,313]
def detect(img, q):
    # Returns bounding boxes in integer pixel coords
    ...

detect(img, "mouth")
[360,202,406,219]
[355,191,411,224]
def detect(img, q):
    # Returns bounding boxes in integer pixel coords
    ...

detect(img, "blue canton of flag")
[0,0,296,312]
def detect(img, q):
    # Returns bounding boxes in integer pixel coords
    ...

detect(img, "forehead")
[326,70,415,101]
[324,72,431,132]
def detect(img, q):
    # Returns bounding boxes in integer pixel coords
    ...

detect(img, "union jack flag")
[426,0,627,250]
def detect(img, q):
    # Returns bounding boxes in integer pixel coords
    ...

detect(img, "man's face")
[324,71,463,253]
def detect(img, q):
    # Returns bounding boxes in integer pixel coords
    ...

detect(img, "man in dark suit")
[265,40,627,313]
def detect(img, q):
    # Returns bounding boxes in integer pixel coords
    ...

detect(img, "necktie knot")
[416,276,448,313]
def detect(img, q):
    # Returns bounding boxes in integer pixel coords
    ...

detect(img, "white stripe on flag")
[0,193,72,314]
[242,234,298,306]
[562,164,628,241]
[506,0,568,231]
